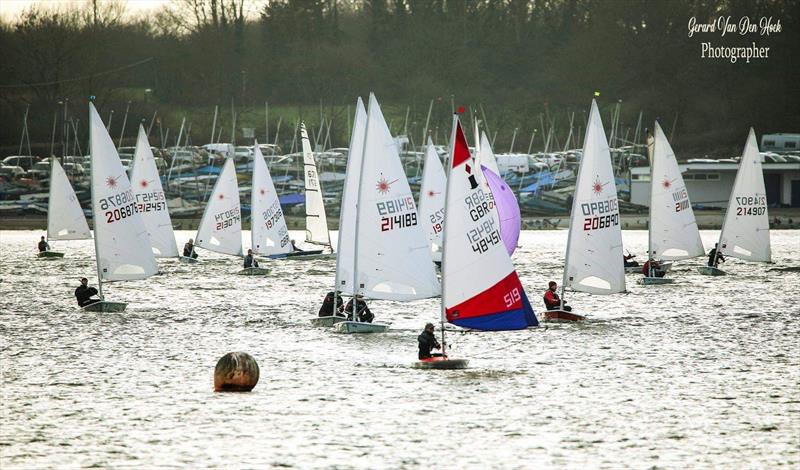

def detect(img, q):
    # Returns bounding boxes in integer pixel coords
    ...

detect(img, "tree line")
[1,0,798,156]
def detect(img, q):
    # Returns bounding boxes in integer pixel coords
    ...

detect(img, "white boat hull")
[237,267,269,275]
[638,277,675,285]
[334,321,389,334]
[698,266,726,276]
[82,301,127,313]
[310,315,347,327]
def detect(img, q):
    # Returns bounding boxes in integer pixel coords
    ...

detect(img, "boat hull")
[37,251,64,258]
[543,309,586,322]
[237,267,269,275]
[310,315,347,327]
[698,266,726,276]
[413,357,469,370]
[179,256,199,263]
[333,321,389,334]
[267,250,332,261]
[638,277,675,285]
[82,301,127,313]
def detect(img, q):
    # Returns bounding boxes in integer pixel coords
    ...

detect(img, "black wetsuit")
[183,243,198,258]
[243,254,258,268]
[344,299,373,323]
[319,293,344,317]
[418,330,441,359]
[38,240,48,252]
[707,248,724,267]
[75,285,100,307]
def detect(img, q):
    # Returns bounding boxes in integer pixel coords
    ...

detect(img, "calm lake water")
[1,229,798,469]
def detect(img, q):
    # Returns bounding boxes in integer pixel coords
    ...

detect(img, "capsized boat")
[545,99,626,322]
[333,93,440,334]
[40,157,92,258]
[639,121,704,285]
[84,102,158,312]
[699,129,771,275]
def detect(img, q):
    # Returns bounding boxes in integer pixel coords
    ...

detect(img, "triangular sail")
[481,165,521,256]
[717,129,771,262]
[563,100,625,295]
[649,121,704,260]
[335,98,367,295]
[47,158,91,240]
[89,103,158,281]
[301,123,331,247]
[251,141,291,256]
[353,93,440,301]
[442,116,537,330]
[195,158,242,256]
[417,138,446,258]
[130,125,179,258]
[477,131,501,229]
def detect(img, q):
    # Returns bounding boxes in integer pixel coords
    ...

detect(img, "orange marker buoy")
[214,352,260,392]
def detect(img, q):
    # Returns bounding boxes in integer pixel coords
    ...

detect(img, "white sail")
[479,131,502,176]
[251,141,291,256]
[417,137,446,256]
[563,100,625,295]
[717,129,771,262]
[47,158,91,240]
[89,103,158,281]
[195,158,242,256]
[130,125,179,258]
[335,98,367,295]
[301,123,331,247]
[353,93,440,300]
[648,121,705,260]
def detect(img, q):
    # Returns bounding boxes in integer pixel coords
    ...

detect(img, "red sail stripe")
[446,271,524,321]
[452,119,471,168]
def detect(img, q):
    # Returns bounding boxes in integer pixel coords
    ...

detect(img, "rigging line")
[0,57,154,89]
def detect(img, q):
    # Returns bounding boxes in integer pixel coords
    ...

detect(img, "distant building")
[761,133,800,153]
[630,159,800,208]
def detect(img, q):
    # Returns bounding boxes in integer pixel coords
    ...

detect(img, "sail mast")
[439,113,460,353]
[89,103,104,299]
[351,95,374,322]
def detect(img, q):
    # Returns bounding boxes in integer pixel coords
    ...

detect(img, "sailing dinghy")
[40,158,92,258]
[416,114,537,369]
[639,121,704,285]
[251,140,291,267]
[417,137,447,263]
[84,102,158,312]
[546,100,626,322]
[130,124,179,259]
[333,93,440,334]
[699,129,771,275]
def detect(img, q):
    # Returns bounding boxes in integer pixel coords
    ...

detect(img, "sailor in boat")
[318,291,345,317]
[75,277,101,307]
[342,294,374,323]
[623,253,639,268]
[38,236,50,253]
[183,239,198,259]
[417,323,442,360]
[243,249,259,269]
[642,258,666,278]
[543,281,571,311]
[707,243,726,267]
[290,239,307,253]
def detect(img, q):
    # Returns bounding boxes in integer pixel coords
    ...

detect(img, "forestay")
[563,100,625,295]
[47,158,91,240]
[649,121,704,260]
[195,158,243,256]
[481,165,521,256]
[353,93,440,300]
[717,129,771,262]
[417,138,446,256]
[301,124,331,247]
[251,141,291,256]
[89,103,158,281]
[130,125,179,258]
[335,98,367,295]
[442,116,537,330]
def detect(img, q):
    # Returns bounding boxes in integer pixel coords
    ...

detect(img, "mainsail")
[352,93,440,300]
[251,141,291,256]
[648,121,704,260]
[417,138,446,258]
[563,100,625,295]
[130,124,179,258]
[47,158,91,241]
[717,129,771,262]
[195,158,243,256]
[301,123,331,247]
[442,116,537,330]
[89,102,158,281]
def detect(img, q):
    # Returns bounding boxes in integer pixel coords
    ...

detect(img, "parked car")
[0,164,26,178]
[2,155,39,170]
